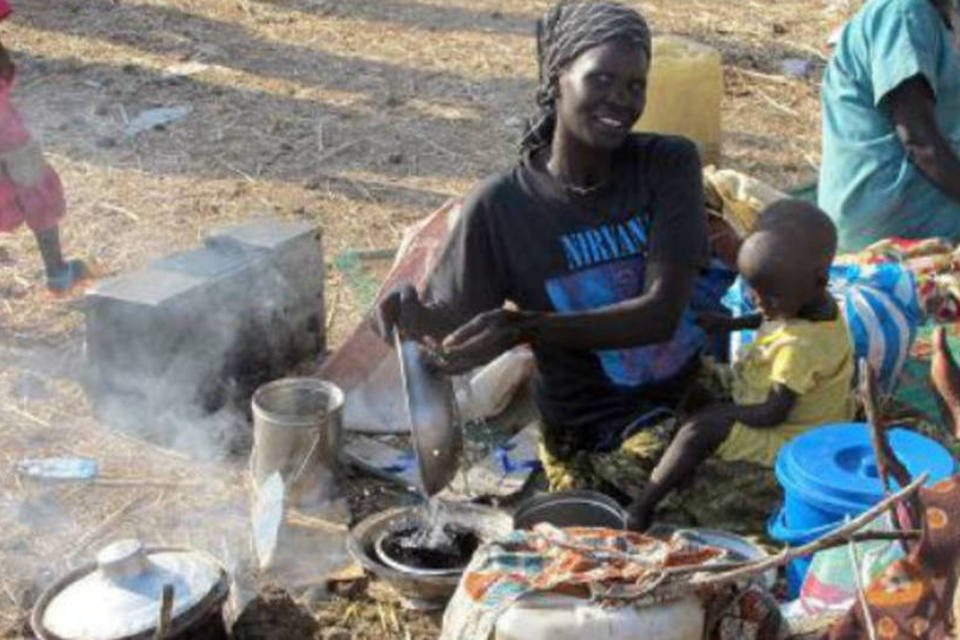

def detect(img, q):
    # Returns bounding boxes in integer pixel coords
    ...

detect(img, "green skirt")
[539,416,782,537]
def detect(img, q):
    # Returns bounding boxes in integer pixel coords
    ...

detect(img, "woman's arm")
[887,75,960,204]
[524,260,695,349]
[434,260,696,373]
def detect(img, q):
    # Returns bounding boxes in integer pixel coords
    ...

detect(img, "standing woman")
[380,2,717,503]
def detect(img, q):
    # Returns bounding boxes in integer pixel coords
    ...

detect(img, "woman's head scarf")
[520,1,652,154]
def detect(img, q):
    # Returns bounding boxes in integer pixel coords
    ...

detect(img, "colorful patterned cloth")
[441,524,783,640]
[825,474,960,640]
[837,237,960,456]
[838,237,960,323]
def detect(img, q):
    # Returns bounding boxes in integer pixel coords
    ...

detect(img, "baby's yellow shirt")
[719,314,856,466]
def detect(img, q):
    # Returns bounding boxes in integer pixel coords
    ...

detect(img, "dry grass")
[0,0,845,636]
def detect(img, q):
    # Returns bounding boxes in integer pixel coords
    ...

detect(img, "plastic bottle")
[635,36,723,166]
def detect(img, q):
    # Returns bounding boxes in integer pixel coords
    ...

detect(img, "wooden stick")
[756,88,803,119]
[660,530,921,577]
[93,477,203,489]
[860,359,920,551]
[691,473,927,587]
[108,429,192,462]
[848,538,877,640]
[3,404,51,427]
[861,360,893,491]
[376,602,388,633]
[101,202,141,222]
[316,138,365,164]
[732,66,797,86]
[285,511,349,533]
[155,584,174,640]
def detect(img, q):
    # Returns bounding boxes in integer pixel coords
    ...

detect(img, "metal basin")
[373,527,473,578]
[347,502,511,610]
[513,490,628,530]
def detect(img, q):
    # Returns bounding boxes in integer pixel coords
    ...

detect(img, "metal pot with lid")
[31,539,229,640]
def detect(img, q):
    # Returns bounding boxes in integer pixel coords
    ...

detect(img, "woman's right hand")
[374,283,424,342]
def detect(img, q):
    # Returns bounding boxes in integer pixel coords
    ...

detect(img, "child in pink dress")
[0,0,88,293]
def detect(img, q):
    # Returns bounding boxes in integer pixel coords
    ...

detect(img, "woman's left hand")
[429,308,538,374]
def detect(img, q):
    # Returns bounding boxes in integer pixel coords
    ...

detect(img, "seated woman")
[379,1,779,530]
[819,0,960,251]
[378,1,707,492]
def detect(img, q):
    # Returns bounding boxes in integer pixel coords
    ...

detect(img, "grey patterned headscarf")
[520,1,652,154]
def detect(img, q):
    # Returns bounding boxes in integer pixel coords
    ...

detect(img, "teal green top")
[819,0,960,251]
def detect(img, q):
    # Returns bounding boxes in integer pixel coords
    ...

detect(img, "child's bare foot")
[930,326,960,438]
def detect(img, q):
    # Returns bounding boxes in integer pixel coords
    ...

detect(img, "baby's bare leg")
[626,410,735,531]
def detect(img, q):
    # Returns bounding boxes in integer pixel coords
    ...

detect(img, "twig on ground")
[1,581,17,607]
[218,159,256,184]
[732,66,797,86]
[343,602,359,624]
[285,511,349,533]
[108,429,192,462]
[377,602,388,633]
[756,88,803,119]
[781,40,829,62]
[316,138,365,164]
[324,279,343,336]
[100,202,141,222]
[3,404,50,427]
[344,176,377,202]
[416,134,457,159]
[93,477,203,489]
[388,603,401,633]
[68,493,155,561]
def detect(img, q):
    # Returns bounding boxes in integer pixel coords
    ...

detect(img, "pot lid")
[40,539,226,640]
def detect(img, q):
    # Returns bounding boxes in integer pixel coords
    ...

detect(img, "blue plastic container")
[767,510,836,598]
[769,422,956,594]
[775,423,955,530]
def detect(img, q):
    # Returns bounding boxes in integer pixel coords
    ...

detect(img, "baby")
[627,199,856,530]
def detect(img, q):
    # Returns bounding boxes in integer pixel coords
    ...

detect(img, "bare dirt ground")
[0,0,849,637]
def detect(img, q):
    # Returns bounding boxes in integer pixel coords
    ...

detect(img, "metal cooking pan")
[395,333,461,495]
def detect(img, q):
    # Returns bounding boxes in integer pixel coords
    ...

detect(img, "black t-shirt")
[425,133,707,441]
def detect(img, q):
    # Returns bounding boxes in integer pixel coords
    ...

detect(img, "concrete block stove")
[84,218,324,442]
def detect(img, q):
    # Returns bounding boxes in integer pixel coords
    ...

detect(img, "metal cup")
[250,378,344,508]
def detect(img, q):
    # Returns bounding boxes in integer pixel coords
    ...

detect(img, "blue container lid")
[775,423,956,516]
